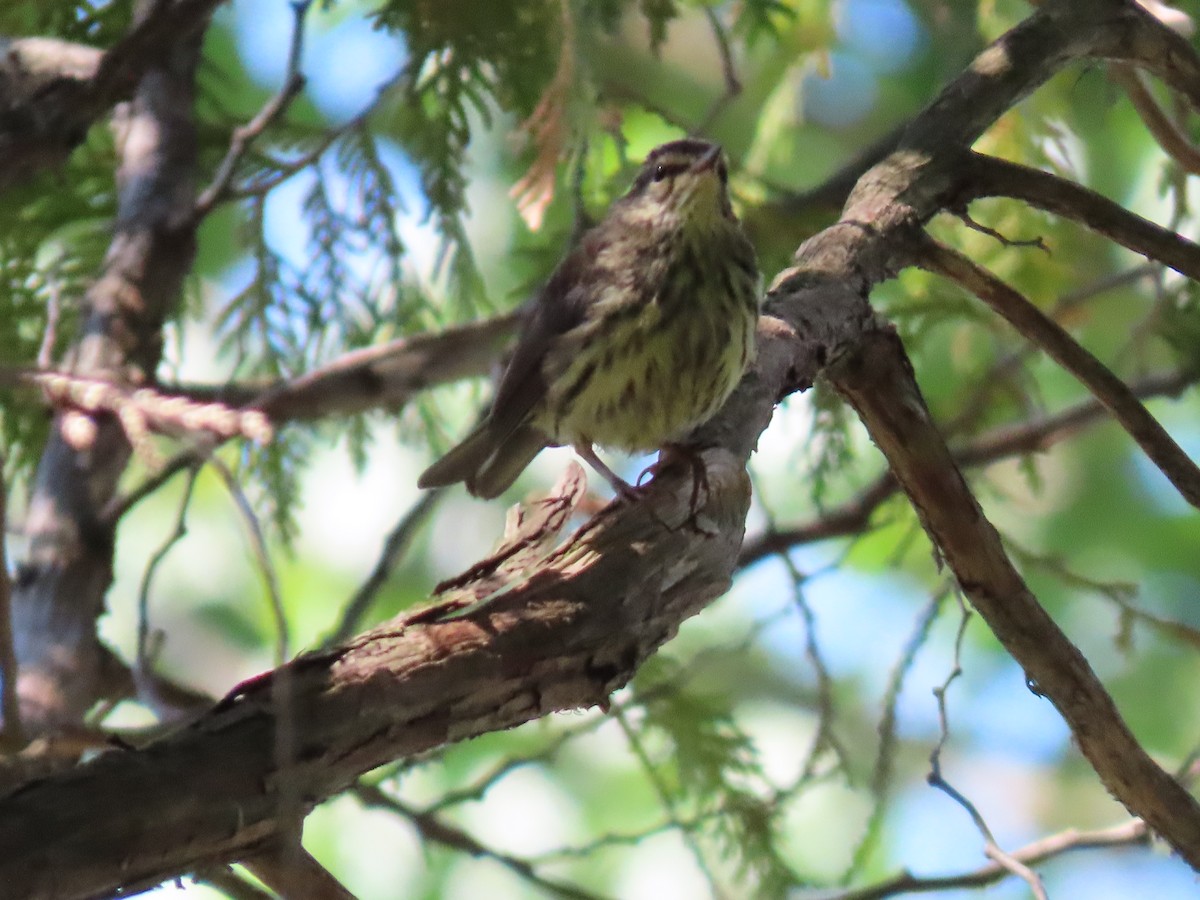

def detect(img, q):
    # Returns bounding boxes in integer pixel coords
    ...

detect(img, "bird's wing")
[483,235,599,443]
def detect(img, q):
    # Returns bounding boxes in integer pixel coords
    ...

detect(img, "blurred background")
[4,0,1200,897]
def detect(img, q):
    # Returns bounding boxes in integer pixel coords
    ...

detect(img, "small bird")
[418,138,760,500]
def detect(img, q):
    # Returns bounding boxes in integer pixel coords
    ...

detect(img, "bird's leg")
[667,444,710,511]
[574,442,640,500]
[638,443,711,526]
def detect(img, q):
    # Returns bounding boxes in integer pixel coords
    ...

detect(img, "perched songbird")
[418,138,761,499]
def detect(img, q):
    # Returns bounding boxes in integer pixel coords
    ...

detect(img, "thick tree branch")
[1,311,519,427]
[0,455,753,898]
[0,0,226,189]
[252,312,520,421]
[10,5,207,731]
[826,325,1200,867]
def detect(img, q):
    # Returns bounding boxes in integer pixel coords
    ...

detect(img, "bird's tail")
[418,422,548,499]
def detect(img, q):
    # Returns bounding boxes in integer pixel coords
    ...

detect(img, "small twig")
[425,730,577,814]
[193,0,312,217]
[354,783,609,900]
[323,489,442,647]
[739,365,1197,566]
[36,270,62,370]
[1008,540,1200,652]
[210,459,288,665]
[704,4,741,96]
[926,593,1049,900]
[954,207,1049,252]
[781,547,849,783]
[850,588,948,875]
[694,5,743,134]
[824,819,1149,900]
[611,705,727,899]
[134,467,201,712]
[102,444,212,525]
[962,152,1200,283]
[748,470,848,780]
[919,235,1200,510]
[210,456,300,850]
[942,264,1159,438]
[1111,64,1200,175]
[0,461,24,751]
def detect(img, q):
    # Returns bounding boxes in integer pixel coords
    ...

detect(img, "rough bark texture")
[0,458,752,898]
[12,4,204,732]
[2,0,1200,896]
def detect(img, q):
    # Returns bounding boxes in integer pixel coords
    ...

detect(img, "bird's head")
[617,139,735,236]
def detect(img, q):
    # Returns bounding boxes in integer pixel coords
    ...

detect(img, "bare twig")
[425,729,577,814]
[694,4,743,134]
[942,265,1159,438]
[210,459,288,665]
[960,152,1200,283]
[1111,64,1200,174]
[849,589,949,875]
[704,5,741,96]
[101,444,213,525]
[776,539,848,783]
[323,490,443,647]
[612,705,727,899]
[209,455,301,851]
[193,0,313,217]
[134,468,201,718]
[926,593,1048,899]
[824,819,1149,900]
[919,235,1200,510]
[954,207,1049,252]
[354,783,609,900]
[739,366,1197,566]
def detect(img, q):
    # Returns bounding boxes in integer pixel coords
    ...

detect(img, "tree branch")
[957,151,1200,282]
[0,451,753,897]
[11,3,208,732]
[0,0,226,189]
[0,462,21,749]
[739,368,1196,566]
[5,2,1200,894]
[826,324,1200,867]
[918,235,1200,509]
[826,819,1149,900]
[1111,64,1200,174]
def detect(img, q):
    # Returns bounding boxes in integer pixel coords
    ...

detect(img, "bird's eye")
[652,164,668,183]
[717,160,728,183]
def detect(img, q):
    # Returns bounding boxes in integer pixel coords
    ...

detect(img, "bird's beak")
[691,144,722,173]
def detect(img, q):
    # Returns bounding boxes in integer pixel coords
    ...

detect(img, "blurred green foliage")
[4,0,1200,897]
